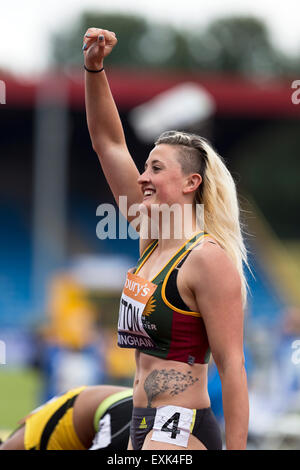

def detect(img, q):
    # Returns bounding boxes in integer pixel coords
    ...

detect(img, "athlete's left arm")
[188,244,249,450]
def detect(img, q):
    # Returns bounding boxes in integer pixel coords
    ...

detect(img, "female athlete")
[0,385,133,450]
[82,28,249,451]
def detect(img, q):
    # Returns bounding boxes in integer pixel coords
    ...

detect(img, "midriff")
[133,350,211,410]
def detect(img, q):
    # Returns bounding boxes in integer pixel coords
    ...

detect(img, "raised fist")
[83,28,117,70]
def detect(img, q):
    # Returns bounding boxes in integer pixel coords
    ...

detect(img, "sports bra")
[117,231,211,365]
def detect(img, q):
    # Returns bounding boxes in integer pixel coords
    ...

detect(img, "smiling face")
[137,144,203,237]
[138,143,203,209]
[137,144,188,208]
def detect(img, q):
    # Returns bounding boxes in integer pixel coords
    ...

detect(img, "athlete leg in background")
[0,425,25,450]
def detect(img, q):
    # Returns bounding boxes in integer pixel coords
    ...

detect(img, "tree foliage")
[189,17,286,75]
[50,11,300,76]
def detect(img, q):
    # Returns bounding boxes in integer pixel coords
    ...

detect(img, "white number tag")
[151,405,194,447]
[89,413,111,450]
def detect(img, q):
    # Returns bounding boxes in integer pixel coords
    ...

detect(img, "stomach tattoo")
[144,368,199,407]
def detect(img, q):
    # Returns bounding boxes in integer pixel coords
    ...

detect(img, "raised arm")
[83,28,142,213]
[189,243,249,450]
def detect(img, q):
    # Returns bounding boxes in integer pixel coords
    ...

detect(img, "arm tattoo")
[144,368,199,408]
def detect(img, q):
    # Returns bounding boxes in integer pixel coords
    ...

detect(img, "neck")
[140,204,203,251]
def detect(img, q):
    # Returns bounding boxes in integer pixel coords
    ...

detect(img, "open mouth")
[143,189,156,199]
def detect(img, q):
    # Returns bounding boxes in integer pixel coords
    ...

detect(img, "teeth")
[144,190,154,196]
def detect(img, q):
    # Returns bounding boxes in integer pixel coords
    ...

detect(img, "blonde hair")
[155,130,248,307]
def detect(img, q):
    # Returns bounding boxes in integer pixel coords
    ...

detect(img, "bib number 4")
[152,406,194,447]
[161,412,180,439]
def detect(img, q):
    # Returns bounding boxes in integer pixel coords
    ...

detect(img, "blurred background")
[1,0,300,450]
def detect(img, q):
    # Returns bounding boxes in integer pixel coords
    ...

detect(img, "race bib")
[118,271,157,350]
[151,405,195,447]
[89,413,111,450]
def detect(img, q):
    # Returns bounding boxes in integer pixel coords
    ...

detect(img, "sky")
[1,0,300,76]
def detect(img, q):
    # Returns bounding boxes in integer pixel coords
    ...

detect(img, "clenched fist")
[83,28,117,70]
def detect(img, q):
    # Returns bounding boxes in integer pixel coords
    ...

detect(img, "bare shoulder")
[186,240,241,295]
[0,425,25,450]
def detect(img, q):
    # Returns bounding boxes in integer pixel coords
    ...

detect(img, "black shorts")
[130,406,222,450]
[90,389,133,451]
